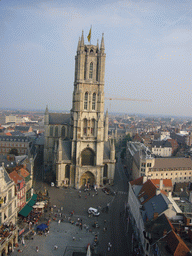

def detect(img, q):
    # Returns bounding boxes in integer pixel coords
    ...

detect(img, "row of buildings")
[128,176,192,255]
[0,155,34,255]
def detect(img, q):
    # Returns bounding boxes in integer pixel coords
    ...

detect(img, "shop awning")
[19,205,33,217]
[27,199,36,207]
[31,194,37,201]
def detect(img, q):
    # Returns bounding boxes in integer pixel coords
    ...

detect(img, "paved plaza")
[12,182,115,256]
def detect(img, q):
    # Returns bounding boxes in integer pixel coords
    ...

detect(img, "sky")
[0,0,192,117]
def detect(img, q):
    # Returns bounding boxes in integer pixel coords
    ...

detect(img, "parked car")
[88,207,100,216]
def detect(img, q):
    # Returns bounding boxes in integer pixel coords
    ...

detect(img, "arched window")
[91,119,95,136]
[50,126,53,136]
[81,148,95,166]
[92,93,96,110]
[83,119,87,135]
[61,126,65,137]
[55,126,58,137]
[65,165,70,179]
[89,62,93,79]
[104,164,108,177]
[84,92,88,110]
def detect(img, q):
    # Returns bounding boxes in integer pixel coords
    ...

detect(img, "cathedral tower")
[70,32,108,188]
[46,31,116,188]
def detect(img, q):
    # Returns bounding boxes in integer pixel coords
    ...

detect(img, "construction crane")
[105,97,152,111]
[105,97,152,102]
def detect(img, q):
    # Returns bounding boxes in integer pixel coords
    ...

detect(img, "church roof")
[103,141,110,160]
[61,140,71,161]
[49,113,71,125]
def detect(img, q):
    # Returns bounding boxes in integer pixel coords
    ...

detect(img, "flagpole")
[90,25,92,45]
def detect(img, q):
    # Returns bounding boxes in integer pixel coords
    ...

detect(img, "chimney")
[159,179,163,190]
[156,188,161,195]
[153,212,158,220]
[143,176,148,183]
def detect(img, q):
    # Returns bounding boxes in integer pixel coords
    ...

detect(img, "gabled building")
[0,165,18,255]
[151,140,172,157]
[144,214,190,256]
[9,170,26,210]
[128,177,178,253]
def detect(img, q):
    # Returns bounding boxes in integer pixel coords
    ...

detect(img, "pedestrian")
[36,246,39,252]
[104,220,106,224]
[54,245,58,250]
[85,195,87,199]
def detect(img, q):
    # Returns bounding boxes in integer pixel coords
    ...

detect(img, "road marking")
[118,191,128,195]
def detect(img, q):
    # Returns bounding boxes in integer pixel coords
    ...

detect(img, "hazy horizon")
[1,0,192,116]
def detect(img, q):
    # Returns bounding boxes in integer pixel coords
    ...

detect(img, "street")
[13,152,132,256]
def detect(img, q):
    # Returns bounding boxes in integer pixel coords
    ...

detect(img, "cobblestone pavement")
[12,182,116,256]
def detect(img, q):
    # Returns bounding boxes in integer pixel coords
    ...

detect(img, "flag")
[87,27,91,42]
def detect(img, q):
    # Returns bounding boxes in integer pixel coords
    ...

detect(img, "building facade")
[126,141,192,184]
[44,32,116,188]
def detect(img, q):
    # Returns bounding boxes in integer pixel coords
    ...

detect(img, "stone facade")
[44,32,116,188]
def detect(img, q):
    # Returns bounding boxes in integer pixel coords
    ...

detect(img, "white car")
[88,207,100,216]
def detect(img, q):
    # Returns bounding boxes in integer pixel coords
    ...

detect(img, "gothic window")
[89,62,93,79]
[91,119,95,136]
[90,49,94,53]
[84,92,88,110]
[65,165,70,179]
[104,164,108,177]
[96,59,99,81]
[92,93,96,110]
[55,126,58,137]
[81,148,95,166]
[50,126,53,136]
[61,126,65,138]
[83,119,87,135]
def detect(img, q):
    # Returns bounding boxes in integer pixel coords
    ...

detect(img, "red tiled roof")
[9,170,23,184]
[18,168,30,178]
[137,179,157,205]
[130,176,143,186]
[165,230,190,256]
[151,179,172,187]
[5,132,12,136]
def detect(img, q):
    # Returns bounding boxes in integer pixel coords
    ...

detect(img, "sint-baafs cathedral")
[44,31,116,189]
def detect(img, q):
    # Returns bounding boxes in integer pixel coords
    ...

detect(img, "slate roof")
[49,113,71,125]
[152,157,192,169]
[143,193,169,221]
[145,213,173,245]
[0,135,30,142]
[62,140,71,161]
[0,166,13,185]
[152,140,172,148]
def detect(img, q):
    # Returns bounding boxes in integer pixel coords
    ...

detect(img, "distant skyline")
[1,0,192,117]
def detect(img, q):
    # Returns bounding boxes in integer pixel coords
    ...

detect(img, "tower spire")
[77,37,80,51]
[80,30,84,47]
[100,33,105,51]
